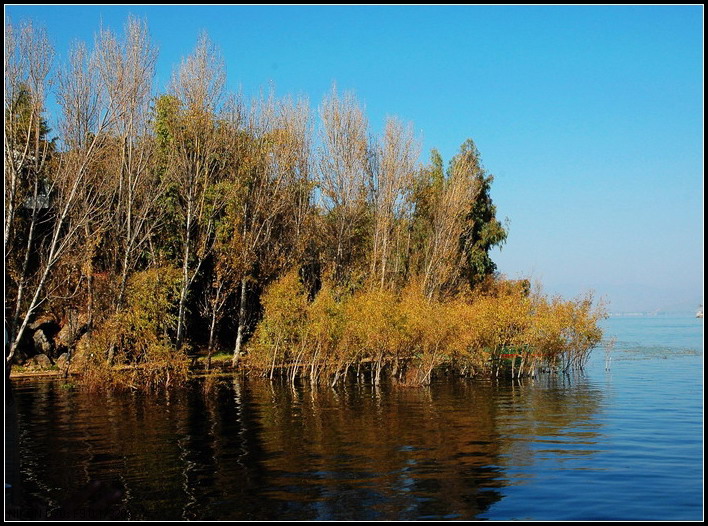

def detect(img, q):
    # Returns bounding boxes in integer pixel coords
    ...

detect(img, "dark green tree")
[452,139,508,288]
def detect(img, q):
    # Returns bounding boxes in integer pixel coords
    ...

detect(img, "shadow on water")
[7,372,604,520]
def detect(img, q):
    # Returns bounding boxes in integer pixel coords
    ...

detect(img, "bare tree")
[369,117,418,289]
[228,92,313,366]
[4,20,54,250]
[316,85,371,284]
[4,20,55,350]
[421,148,483,299]
[167,32,227,348]
[7,36,118,365]
[93,16,160,308]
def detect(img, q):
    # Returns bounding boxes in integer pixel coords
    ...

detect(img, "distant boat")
[697,305,704,319]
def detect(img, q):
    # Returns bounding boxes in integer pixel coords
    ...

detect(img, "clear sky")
[5,5,703,313]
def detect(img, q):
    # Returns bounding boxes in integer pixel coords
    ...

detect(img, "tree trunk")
[231,277,247,367]
[10,177,39,345]
[176,282,188,349]
[176,198,193,348]
[206,305,218,371]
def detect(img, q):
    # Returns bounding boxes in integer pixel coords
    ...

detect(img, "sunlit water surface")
[5,316,703,520]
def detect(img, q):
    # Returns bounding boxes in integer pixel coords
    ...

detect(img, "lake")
[5,315,703,520]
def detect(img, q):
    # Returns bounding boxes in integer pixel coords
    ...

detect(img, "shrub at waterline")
[244,270,606,385]
[74,267,190,391]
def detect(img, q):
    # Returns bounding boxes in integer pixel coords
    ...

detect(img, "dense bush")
[244,271,606,385]
[75,267,190,391]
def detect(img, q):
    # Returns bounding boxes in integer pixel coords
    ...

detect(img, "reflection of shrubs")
[245,269,607,385]
[76,267,189,391]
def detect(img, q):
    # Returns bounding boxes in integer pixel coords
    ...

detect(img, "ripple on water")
[8,317,703,520]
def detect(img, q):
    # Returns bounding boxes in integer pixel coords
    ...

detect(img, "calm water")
[5,316,703,520]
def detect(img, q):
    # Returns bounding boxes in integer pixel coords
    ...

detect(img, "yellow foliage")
[246,269,309,371]
[77,266,190,391]
[246,273,606,385]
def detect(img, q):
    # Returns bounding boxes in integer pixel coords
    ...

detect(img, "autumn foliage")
[75,267,190,391]
[246,270,606,386]
[5,16,606,390]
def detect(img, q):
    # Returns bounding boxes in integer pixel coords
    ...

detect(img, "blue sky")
[5,5,703,313]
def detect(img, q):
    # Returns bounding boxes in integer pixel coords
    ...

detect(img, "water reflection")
[8,373,604,520]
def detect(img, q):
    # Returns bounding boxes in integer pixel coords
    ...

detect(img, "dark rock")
[55,352,69,368]
[33,329,53,356]
[30,353,53,369]
[29,314,58,331]
[56,309,89,350]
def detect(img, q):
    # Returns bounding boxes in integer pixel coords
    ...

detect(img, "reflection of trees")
[247,378,507,519]
[13,379,193,519]
[11,373,604,520]
[11,378,279,520]
[247,375,604,520]
[492,374,605,475]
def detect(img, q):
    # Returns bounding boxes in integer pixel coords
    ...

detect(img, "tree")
[368,117,418,289]
[165,32,228,349]
[420,146,479,299]
[408,149,444,280]
[4,20,54,250]
[413,140,507,299]
[228,93,313,366]
[6,33,119,365]
[453,139,508,288]
[316,85,371,287]
[5,20,55,357]
[93,16,161,308]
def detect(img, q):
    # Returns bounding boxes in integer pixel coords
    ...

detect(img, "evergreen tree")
[451,139,508,288]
